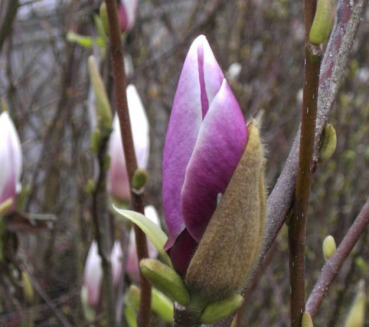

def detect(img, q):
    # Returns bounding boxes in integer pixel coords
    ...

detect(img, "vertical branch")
[288,1,322,326]
[92,134,116,327]
[104,1,151,326]
[0,0,19,52]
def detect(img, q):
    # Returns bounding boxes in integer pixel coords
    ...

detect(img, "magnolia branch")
[209,0,368,325]
[306,197,369,315]
[104,1,152,326]
[288,0,321,324]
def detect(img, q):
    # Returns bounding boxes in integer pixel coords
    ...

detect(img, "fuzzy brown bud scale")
[185,120,266,300]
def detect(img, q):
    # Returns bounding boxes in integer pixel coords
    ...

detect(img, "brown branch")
[288,2,322,325]
[91,133,115,327]
[0,0,19,52]
[306,197,369,316]
[104,1,151,326]
[208,0,368,325]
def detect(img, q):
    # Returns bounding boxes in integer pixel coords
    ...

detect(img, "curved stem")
[104,1,151,326]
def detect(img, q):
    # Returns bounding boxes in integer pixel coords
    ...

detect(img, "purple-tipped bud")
[0,111,22,214]
[118,0,138,32]
[162,35,248,276]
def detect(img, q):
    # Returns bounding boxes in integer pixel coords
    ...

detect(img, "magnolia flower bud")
[0,111,22,215]
[118,0,138,32]
[186,120,266,299]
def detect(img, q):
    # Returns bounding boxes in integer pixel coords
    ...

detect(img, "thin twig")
[288,2,322,325]
[92,133,116,327]
[0,0,19,52]
[306,197,369,316]
[104,1,151,326]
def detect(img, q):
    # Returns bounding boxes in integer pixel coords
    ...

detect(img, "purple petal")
[162,37,203,248]
[163,35,225,249]
[181,79,248,242]
[167,229,198,277]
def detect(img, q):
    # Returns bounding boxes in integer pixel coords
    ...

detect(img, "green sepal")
[140,259,190,306]
[113,207,171,265]
[200,294,244,324]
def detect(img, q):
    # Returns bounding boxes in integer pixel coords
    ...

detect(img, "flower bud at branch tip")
[132,169,148,191]
[200,294,244,324]
[302,311,314,327]
[322,235,336,260]
[309,0,332,45]
[140,258,190,306]
[319,124,336,163]
[186,119,266,300]
[99,2,109,37]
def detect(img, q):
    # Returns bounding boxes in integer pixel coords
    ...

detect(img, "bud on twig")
[322,235,336,260]
[318,124,337,163]
[140,259,190,306]
[132,169,148,191]
[88,56,112,133]
[302,311,314,327]
[344,280,366,327]
[309,0,332,45]
[21,271,34,302]
[99,2,109,37]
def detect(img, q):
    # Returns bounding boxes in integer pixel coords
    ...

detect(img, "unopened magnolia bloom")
[163,36,266,300]
[0,111,22,214]
[83,241,123,308]
[118,0,138,32]
[108,85,149,202]
[162,35,248,276]
[83,207,159,306]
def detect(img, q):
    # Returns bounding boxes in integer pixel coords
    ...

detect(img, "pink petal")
[181,79,247,241]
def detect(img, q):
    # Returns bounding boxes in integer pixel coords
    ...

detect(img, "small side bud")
[186,120,266,300]
[319,124,337,163]
[200,294,244,324]
[88,56,112,133]
[90,128,101,153]
[22,271,34,302]
[85,179,95,194]
[309,0,332,45]
[322,235,336,260]
[0,199,13,216]
[132,169,148,191]
[302,311,314,327]
[99,3,109,37]
[140,259,190,306]
[344,280,366,327]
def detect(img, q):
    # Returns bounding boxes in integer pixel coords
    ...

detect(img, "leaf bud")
[309,0,332,45]
[322,235,336,260]
[319,124,337,163]
[302,311,314,327]
[344,280,366,327]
